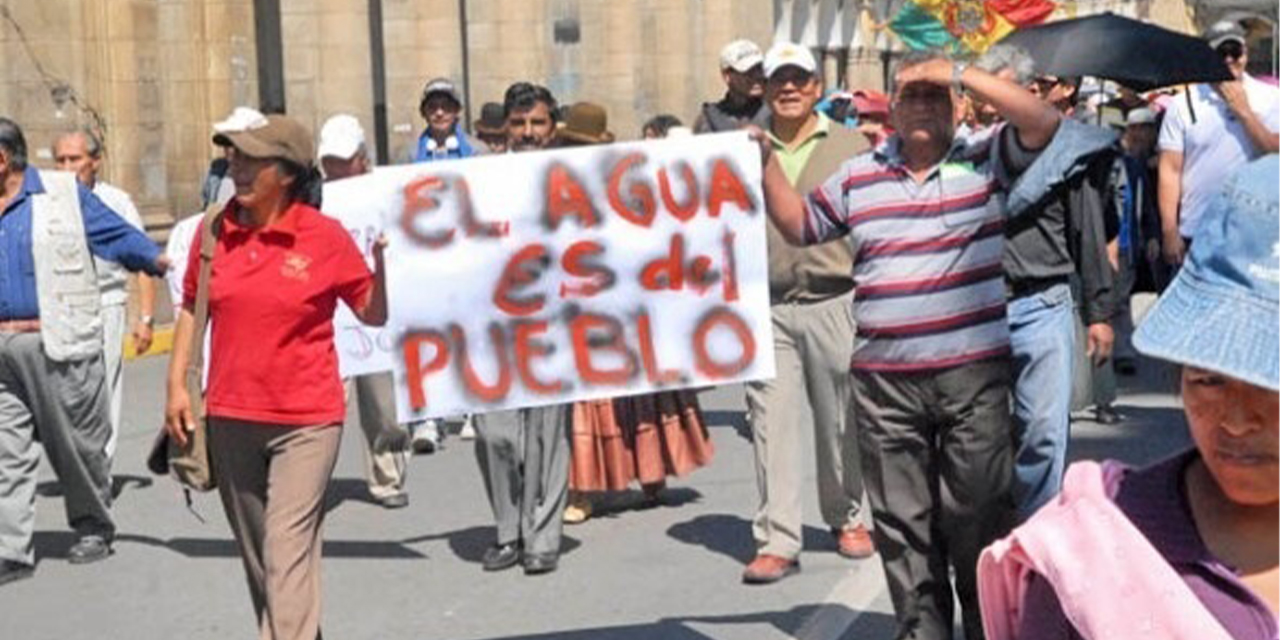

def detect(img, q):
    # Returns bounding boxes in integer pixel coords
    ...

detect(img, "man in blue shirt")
[412,78,482,163]
[0,117,166,586]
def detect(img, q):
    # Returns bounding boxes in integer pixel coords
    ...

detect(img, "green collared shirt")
[767,114,832,185]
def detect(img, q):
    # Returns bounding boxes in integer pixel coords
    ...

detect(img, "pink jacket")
[977,460,1234,640]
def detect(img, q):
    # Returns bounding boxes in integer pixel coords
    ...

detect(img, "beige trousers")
[210,419,342,640]
[346,374,410,500]
[745,291,868,559]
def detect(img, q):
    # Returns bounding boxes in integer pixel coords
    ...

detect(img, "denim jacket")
[999,118,1120,219]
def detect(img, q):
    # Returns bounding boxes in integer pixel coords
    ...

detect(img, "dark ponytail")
[275,159,324,209]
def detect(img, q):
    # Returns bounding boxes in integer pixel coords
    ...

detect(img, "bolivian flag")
[890,0,1056,54]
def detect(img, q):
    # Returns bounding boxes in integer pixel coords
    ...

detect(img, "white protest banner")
[323,131,775,420]
[323,177,396,378]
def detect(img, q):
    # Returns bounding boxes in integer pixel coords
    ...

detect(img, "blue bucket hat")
[1133,154,1279,391]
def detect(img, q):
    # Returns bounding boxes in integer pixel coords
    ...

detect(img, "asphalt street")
[2,353,1189,640]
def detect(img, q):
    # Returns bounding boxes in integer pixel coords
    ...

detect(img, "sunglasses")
[731,65,766,82]
[1034,75,1063,88]
[1217,40,1245,60]
[767,68,815,88]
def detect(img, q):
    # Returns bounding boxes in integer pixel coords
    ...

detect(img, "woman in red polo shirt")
[164,113,386,640]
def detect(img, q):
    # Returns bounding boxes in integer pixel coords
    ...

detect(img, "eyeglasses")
[1217,40,1245,60]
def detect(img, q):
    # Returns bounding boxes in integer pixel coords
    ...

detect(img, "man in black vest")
[693,39,770,133]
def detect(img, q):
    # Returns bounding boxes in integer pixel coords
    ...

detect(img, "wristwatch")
[952,62,968,94]
[140,315,155,328]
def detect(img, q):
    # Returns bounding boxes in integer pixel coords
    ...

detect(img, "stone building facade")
[0,0,774,237]
[0,0,258,235]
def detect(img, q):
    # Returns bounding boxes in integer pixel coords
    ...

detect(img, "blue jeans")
[1008,283,1076,519]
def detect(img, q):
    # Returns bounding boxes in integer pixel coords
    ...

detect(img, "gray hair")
[890,49,953,94]
[0,117,28,170]
[975,44,1036,86]
[54,127,103,159]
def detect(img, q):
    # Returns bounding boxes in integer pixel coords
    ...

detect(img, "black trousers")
[853,357,1016,640]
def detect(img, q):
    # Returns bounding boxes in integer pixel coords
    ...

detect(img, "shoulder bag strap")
[187,205,223,402]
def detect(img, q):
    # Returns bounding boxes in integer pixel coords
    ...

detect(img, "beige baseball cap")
[720,39,764,73]
[764,42,817,77]
[212,114,315,167]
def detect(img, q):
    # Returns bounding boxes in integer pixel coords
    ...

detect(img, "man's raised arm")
[897,59,1061,150]
[755,140,809,246]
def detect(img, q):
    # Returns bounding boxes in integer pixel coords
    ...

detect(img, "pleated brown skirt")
[569,390,714,492]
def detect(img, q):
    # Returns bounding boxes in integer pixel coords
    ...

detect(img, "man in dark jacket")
[693,39,770,133]
[979,49,1118,519]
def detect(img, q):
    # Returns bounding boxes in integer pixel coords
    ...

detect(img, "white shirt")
[92,182,146,305]
[165,212,206,313]
[166,211,211,385]
[1158,75,1280,238]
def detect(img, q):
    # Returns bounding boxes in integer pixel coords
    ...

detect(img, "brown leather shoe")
[835,525,876,559]
[741,554,800,585]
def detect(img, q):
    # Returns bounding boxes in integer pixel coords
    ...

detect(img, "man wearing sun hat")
[694,39,770,133]
[743,41,874,586]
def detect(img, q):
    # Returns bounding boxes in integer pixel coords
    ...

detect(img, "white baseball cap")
[720,39,764,73]
[1125,107,1157,126]
[212,106,267,135]
[1204,20,1246,49]
[764,42,817,78]
[317,114,366,160]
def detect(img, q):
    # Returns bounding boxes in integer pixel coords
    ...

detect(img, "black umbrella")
[998,13,1233,92]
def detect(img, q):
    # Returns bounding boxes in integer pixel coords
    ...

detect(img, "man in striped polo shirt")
[757,50,1064,640]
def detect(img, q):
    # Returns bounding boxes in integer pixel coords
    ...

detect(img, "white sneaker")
[411,420,441,454]
[458,414,476,440]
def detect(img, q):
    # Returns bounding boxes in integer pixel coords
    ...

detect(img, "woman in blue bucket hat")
[976,155,1279,640]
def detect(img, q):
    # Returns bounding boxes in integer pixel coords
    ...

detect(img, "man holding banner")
[318,114,414,510]
[472,82,573,576]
